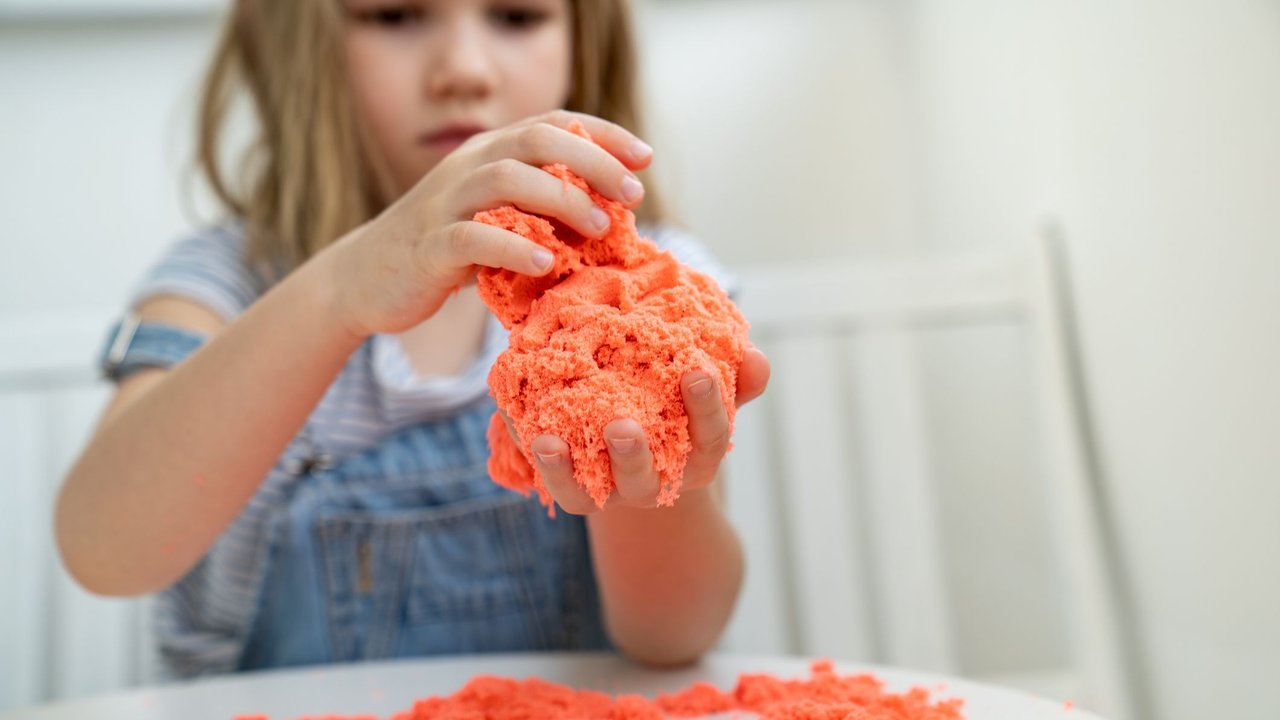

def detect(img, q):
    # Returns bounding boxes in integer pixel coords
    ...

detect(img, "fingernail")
[590,207,610,233]
[608,437,637,454]
[630,139,653,160]
[689,376,714,399]
[621,175,644,204]
[532,248,554,272]
[535,451,562,466]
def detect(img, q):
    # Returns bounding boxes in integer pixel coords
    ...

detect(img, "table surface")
[7,652,1101,720]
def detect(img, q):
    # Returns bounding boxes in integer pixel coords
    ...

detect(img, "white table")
[7,652,1103,720]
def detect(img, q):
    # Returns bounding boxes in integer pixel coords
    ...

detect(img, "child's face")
[342,0,573,196]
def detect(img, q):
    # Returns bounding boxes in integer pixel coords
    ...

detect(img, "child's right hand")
[324,110,653,339]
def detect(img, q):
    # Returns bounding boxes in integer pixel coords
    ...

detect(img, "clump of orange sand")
[475,124,749,511]
[234,660,966,720]
[654,660,966,719]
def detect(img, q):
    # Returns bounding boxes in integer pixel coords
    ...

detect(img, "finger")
[460,158,615,239]
[681,370,731,485]
[524,110,653,171]
[430,221,556,280]
[603,419,660,504]
[735,347,772,407]
[493,118,647,207]
[530,435,598,516]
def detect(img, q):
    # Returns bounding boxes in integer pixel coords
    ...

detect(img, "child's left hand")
[500,347,771,514]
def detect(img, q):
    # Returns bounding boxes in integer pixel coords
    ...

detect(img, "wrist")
[585,477,743,664]
[305,229,375,345]
[296,235,373,348]
[587,479,722,528]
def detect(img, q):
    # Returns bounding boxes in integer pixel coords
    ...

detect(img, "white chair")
[718,228,1144,720]
[0,309,157,712]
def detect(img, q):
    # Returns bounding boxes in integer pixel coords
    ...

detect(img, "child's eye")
[489,5,550,31]
[353,4,426,28]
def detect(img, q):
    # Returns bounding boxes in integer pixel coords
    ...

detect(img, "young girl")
[55,0,769,678]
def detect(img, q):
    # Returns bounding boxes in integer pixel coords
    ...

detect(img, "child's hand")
[325,110,653,338]
[504,348,772,515]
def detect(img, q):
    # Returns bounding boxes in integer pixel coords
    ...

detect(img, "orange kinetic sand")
[235,661,966,720]
[475,123,749,511]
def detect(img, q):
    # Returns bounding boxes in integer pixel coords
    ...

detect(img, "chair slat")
[770,332,875,660]
[0,391,53,710]
[721,395,797,654]
[847,329,957,673]
[45,386,144,698]
[1026,233,1138,717]
[736,251,1025,330]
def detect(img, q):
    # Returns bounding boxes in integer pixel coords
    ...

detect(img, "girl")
[55,0,770,678]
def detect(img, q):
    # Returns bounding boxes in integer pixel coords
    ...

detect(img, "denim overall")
[100,317,611,677]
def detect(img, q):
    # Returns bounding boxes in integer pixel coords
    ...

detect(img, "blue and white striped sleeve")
[126,223,262,321]
[97,223,265,382]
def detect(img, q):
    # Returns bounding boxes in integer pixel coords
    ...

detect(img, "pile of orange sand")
[475,124,749,512]
[236,660,966,720]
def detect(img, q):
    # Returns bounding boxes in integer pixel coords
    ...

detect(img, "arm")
[523,349,771,666]
[586,478,743,666]
[57,254,364,596]
[57,110,653,597]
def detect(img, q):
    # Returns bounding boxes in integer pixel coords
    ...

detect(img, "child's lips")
[420,124,486,148]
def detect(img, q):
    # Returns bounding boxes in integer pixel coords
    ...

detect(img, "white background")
[1,1,1277,719]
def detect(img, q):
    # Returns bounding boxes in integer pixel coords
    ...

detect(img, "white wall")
[633,0,1069,686]
[904,1,1280,718]
[0,13,221,318]
[639,1,1280,718]
[0,8,222,712]
[635,0,922,265]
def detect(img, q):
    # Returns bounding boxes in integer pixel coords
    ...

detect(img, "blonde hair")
[196,0,668,276]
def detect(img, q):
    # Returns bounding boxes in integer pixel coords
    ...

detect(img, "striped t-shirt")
[123,220,736,466]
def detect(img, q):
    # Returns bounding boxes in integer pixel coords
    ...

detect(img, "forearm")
[56,251,365,596]
[585,483,744,666]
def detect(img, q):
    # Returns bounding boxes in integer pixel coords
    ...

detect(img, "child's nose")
[426,21,496,100]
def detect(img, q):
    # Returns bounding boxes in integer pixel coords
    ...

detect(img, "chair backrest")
[0,309,157,712]
[717,231,1142,719]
